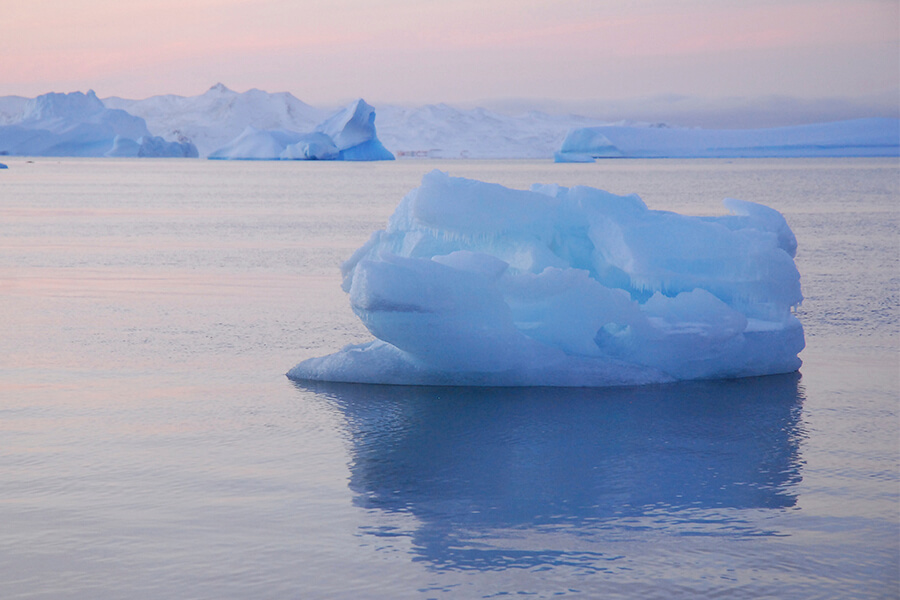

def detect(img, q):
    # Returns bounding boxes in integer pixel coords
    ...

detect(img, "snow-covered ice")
[208,98,393,161]
[555,118,900,160]
[0,91,197,158]
[288,171,805,387]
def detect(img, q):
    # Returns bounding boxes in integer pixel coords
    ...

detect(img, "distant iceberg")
[208,128,308,160]
[105,83,328,158]
[209,99,394,161]
[555,118,900,160]
[288,171,805,387]
[0,91,197,158]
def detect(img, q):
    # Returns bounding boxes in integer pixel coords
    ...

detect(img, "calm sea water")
[1,157,897,599]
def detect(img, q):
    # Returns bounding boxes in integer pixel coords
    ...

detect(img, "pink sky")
[1,0,897,104]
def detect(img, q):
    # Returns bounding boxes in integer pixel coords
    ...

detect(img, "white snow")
[288,171,805,387]
[556,118,900,160]
[0,95,28,125]
[0,90,197,158]
[374,104,607,159]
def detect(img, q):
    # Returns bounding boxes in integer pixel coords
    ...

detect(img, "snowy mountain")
[105,84,328,158]
[374,104,607,159]
[0,95,28,125]
[0,90,197,158]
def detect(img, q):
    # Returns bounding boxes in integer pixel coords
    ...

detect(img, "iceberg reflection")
[296,374,805,571]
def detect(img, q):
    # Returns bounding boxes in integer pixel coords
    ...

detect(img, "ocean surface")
[1,157,897,599]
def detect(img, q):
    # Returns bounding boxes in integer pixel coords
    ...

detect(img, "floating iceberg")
[555,118,900,160]
[280,132,339,160]
[105,83,328,158]
[208,128,308,160]
[288,171,804,387]
[0,91,197,158]
[208,98,393,161]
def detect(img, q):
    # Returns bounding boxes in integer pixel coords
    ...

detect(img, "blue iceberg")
[209,99,393,161]
[0,90,197,158]
[289,171,805,387]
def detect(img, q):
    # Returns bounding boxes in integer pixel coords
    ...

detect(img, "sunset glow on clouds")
[1,0,897,104]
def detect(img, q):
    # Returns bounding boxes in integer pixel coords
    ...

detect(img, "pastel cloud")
[0,0,896,103]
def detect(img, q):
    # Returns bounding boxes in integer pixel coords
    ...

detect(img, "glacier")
[208,98,394,161]
[0,90,197,158]
[288,171,805,387]
[555,118,900,161]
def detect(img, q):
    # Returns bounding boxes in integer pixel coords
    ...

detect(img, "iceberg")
[0,90,198,158]
[106,134,199,158]
[315,99,395,161]
[555,118,900,160]
[208,127,307,160]
[280,132,339,160]
[288,171,805,387]
[105,84,328,158]
[208,98,394,161]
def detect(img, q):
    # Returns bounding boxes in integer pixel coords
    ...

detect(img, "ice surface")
[556,118,900,160]
[208,98,393,161]
[288,171,805,387]
[0,90,197,158]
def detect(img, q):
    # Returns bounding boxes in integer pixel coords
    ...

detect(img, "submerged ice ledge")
[288,171,804,387]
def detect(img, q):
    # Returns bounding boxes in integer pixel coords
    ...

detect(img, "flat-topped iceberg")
[0,91,197,158]
[288,171,804,387]
[209,98,393,161]
[555,118,900,160]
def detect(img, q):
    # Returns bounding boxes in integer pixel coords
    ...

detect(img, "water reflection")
[295,374,805,571]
